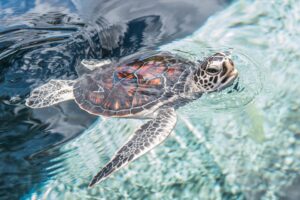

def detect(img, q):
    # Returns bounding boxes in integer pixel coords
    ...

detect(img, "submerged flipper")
[26,80,75,108]
[89,107,177,187]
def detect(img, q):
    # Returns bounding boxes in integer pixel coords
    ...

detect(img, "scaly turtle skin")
[25,51,238,187]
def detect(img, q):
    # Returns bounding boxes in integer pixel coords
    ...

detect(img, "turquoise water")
[0,0,230,199]
[27,1,300,199]
[1,0,300,199]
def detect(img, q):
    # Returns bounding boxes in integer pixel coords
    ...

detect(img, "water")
[1,0,300,200]
[0,0,231,199]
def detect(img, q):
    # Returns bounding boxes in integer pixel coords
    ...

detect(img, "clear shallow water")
[27,1,300,200]
[0,0,231,199]
[1,0,300,200]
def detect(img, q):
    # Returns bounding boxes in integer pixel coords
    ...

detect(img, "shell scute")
[74,52,192,116]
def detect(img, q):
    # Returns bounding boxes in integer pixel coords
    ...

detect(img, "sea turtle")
[25,51,238,187]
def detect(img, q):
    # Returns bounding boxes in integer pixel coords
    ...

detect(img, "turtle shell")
[73,51,194,117]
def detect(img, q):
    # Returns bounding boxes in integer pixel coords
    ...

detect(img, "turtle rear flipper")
[26,80,76,108]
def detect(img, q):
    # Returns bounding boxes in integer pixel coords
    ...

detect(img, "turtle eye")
[206,65,222,75]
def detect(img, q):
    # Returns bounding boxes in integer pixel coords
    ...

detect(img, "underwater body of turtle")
[25,51,238,187]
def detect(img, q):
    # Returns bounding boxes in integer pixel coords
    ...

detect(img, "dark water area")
[0,0,232,199]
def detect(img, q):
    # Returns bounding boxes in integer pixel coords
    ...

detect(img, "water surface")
[0,0,231,199]
[29,1,300,200]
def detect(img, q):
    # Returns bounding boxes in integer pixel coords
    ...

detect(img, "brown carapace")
[73,53,192,117]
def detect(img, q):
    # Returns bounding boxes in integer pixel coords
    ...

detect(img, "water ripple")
[0,1,228,199]
[30,1,300,199]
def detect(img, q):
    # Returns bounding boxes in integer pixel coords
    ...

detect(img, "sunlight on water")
[0,1,229,199]
[27,0,300,199]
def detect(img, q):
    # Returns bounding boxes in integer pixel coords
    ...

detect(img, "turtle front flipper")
[26,79,76,108]
[89,107,177,187]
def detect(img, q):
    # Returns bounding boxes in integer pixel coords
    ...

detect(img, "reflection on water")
[0,0,230,199]
[27,0,300,199]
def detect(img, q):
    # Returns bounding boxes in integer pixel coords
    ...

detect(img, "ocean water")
[1,0,300,200]
[0,0,230,199]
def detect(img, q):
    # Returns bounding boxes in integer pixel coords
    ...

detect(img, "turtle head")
[194,52,238,93]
